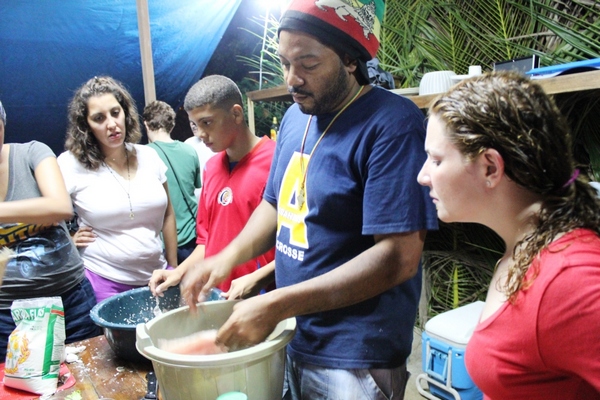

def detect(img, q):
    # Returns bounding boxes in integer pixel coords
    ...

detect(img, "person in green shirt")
[143,100,201,263]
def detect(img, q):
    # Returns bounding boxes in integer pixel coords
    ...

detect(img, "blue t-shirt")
[264,86,438,369]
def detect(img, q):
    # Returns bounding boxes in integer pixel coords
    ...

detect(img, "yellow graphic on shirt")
[277,152,310,249]
[0,223,54,248]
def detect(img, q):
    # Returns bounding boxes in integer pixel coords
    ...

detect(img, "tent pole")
[136,0,156,105]
[258,5,270,91]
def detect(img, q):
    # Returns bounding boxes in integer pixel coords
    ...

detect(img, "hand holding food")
[216,293,280,351]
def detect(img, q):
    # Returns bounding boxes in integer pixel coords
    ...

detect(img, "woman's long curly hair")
[64,76,142,170]
[430,71,600,300]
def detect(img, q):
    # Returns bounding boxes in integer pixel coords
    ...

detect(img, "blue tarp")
[0,0,241,154]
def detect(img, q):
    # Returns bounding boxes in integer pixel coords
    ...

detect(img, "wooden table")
[49,335,156,400]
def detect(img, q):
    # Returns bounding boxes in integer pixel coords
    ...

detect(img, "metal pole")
[258,5,270,91]
[136,0,156,105]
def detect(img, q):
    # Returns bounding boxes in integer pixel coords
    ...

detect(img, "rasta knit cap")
[278,0,385,85]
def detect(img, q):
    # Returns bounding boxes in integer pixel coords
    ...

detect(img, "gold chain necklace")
[296,85,365,209]
[104,147,134,219]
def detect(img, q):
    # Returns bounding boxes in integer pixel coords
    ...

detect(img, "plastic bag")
[3,296,65,395]
[367,57,396,89]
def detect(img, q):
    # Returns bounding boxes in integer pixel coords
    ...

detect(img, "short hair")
[142,100,176,133]
[183,75,244,114]
[65,76,142,170]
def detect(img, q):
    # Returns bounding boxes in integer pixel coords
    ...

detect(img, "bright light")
[256,0,290,90]
[259,0,287,7]
[258,0,290,14]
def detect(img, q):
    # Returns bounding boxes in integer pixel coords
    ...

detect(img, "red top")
[196,136,276,291]
[466,228,600,399]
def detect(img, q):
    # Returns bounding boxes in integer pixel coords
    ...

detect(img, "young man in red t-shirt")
[149,75,275,296]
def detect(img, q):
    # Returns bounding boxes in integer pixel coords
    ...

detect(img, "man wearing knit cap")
[181,0,438,398]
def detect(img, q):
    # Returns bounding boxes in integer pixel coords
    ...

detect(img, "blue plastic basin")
[90,285,222,363]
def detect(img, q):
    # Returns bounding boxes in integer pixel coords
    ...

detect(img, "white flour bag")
[3,296,65,395]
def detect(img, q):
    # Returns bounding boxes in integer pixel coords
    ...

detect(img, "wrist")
[264,288,295,321]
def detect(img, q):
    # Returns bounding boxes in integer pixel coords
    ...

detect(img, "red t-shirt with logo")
[196,136,276,291]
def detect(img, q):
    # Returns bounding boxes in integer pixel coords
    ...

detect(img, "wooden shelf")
[247,85,291,102]
[534,69,600,94]
[245,69,600,133]
[403,69,600,109]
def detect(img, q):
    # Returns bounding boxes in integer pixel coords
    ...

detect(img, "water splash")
[152,297,162,318]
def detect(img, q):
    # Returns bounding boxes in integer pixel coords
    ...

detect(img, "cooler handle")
[424,340,449,383]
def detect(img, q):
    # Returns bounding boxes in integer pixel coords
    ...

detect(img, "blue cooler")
[416,301,484,400]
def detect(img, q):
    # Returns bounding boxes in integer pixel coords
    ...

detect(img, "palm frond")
[238,15,290,136]
[381,0,600,76]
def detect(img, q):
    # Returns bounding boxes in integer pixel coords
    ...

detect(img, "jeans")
[283,353,410,400]
[0,278,101,360]
[177,238,197,264]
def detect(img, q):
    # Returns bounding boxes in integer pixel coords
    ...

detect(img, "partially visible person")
[0,99,100,359]
[417,71,600,399]
[170,106,194,142]
[149,75,276,295]
[177,1,438,398]
[58,76,177,303]
[143,100,201,264]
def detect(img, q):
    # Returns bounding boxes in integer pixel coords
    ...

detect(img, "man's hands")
[223,261,275,300]
[180,255,234,311]
[224,273,261,300]
[216,292,281,351]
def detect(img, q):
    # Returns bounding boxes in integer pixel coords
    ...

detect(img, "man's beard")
[295,61,351,116]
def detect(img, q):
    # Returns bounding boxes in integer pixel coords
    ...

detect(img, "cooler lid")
[425,301,485,346]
